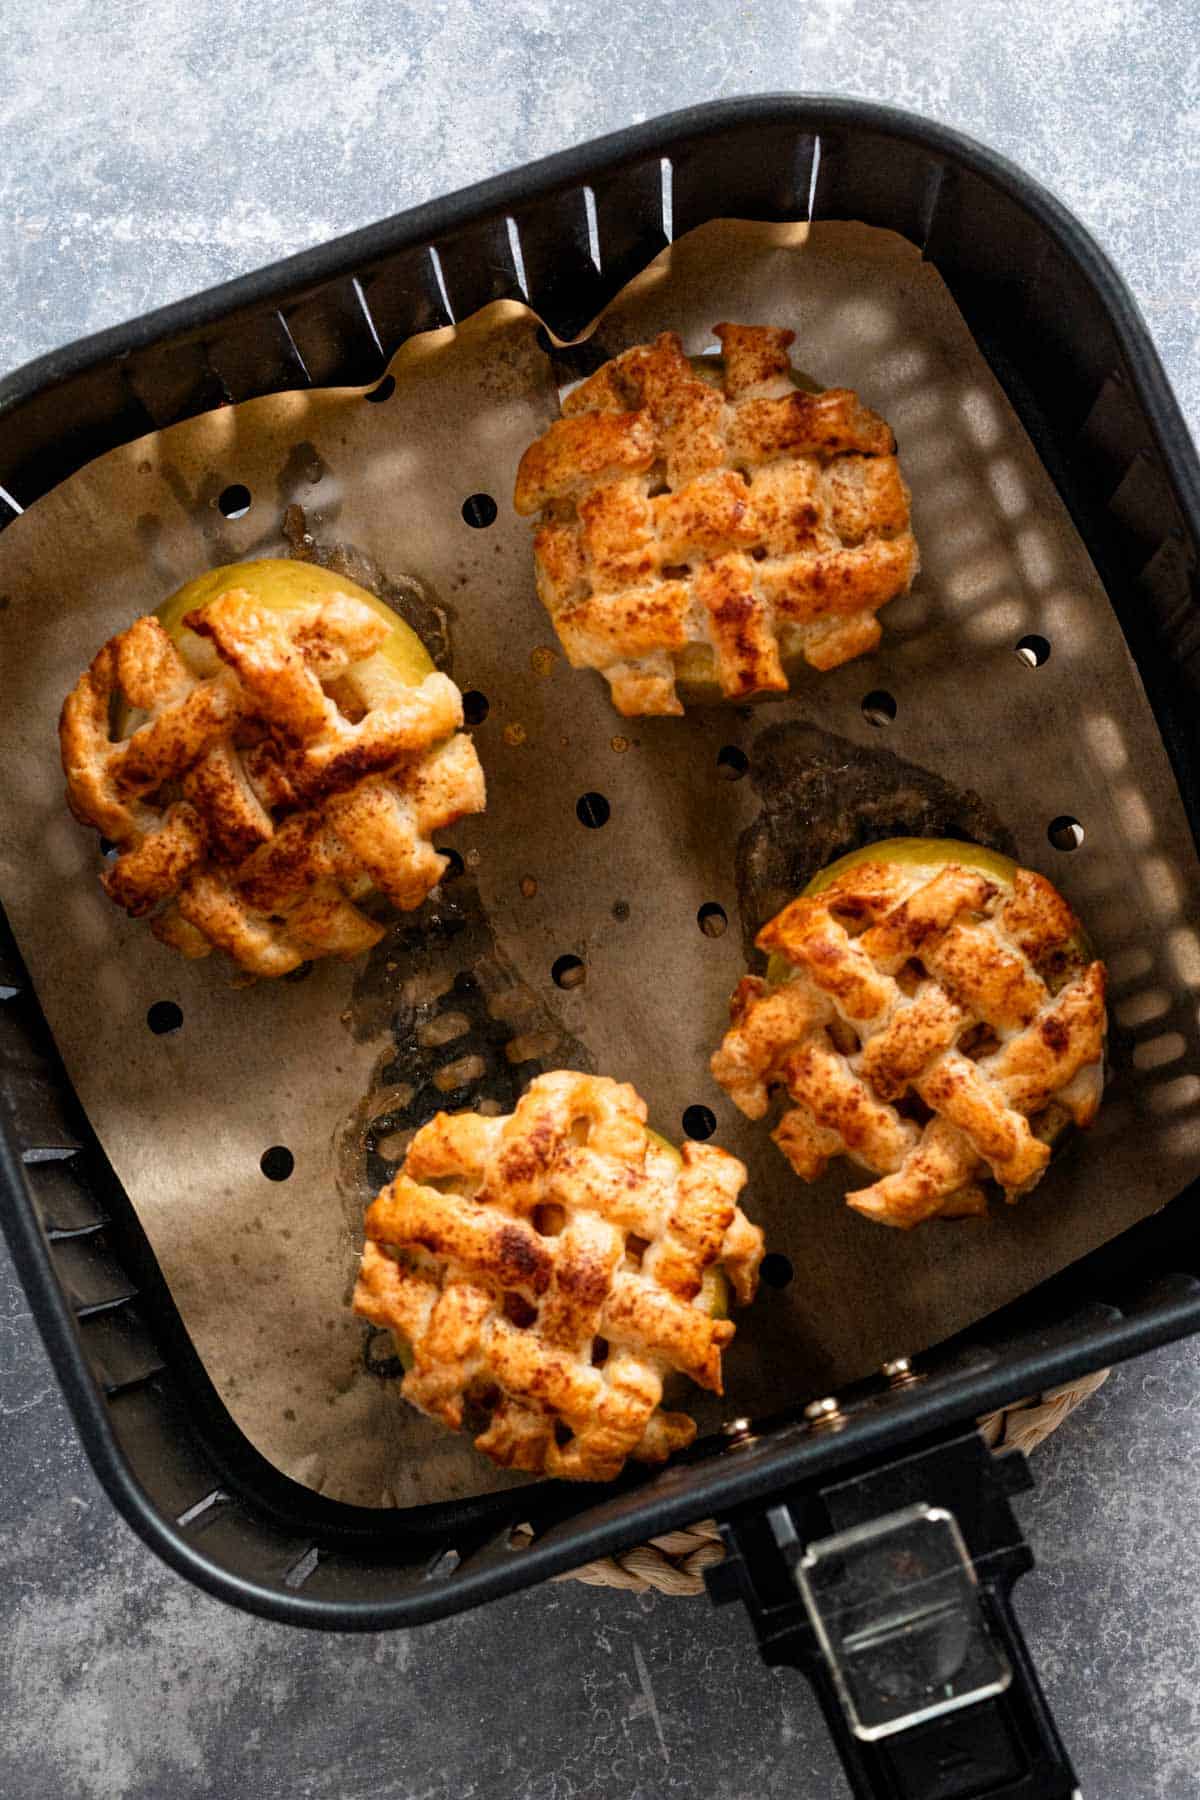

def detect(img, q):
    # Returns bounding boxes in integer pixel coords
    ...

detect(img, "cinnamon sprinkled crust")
[711,858,1107,1227]
[354,1071,764,1481]
[514,325,918,715]
[59,588,485,977]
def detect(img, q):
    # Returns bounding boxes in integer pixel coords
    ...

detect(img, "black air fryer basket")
[3,98,1199,1799]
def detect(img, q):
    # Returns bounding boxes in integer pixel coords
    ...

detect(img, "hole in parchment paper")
[1015,634,1051,668]
[1048,816,1085,852]
[697,902,728,938]
[461,493,498,529]
[576,792,610,829]
[217,483,252,520]
[365,375,395,404]
[99,836,119,858]
[682,1104,717,1141]
[146,1000,183,1036]
[551,953,586,990]
[462,689,490,725]
[436,848,465,881]
[760,1253,794,1289]
[260,1145,295,1181]
[716,745,749,781]
[861,689,897,727]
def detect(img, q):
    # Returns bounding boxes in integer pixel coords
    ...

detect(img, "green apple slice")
[802,836,1021,897]
[158,558,433,682]
[764,837,1077,989]
[117,558,433,738]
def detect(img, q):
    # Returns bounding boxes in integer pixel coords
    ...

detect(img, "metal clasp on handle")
[779,1502,1012,1741]
[708,1426,1081,1800]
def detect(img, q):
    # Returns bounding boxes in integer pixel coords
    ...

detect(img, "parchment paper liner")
[2,220,1197,1506]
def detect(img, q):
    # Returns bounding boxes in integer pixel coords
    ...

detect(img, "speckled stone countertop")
[2,6,1199,1798]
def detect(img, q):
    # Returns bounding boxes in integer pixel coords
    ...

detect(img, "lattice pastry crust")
[60,586,485,977]
[513,324,918,715]
[711,857,1107,1227]
[354,1071,765,1482]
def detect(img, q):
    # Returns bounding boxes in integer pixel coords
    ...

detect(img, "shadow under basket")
[3,98,1200,1800]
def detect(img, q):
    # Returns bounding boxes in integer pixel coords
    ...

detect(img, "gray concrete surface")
[2,3,1199,1796]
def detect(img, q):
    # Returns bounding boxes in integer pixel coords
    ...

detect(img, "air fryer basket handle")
[708,1427,1079,1799]
[803,1579,1077,1800]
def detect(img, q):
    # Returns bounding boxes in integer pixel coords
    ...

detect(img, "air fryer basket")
[2,97,1199,1799]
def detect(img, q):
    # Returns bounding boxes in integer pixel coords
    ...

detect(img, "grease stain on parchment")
[335,872,593,1246]
[280,502,453,668]
[735,718,1017,962]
